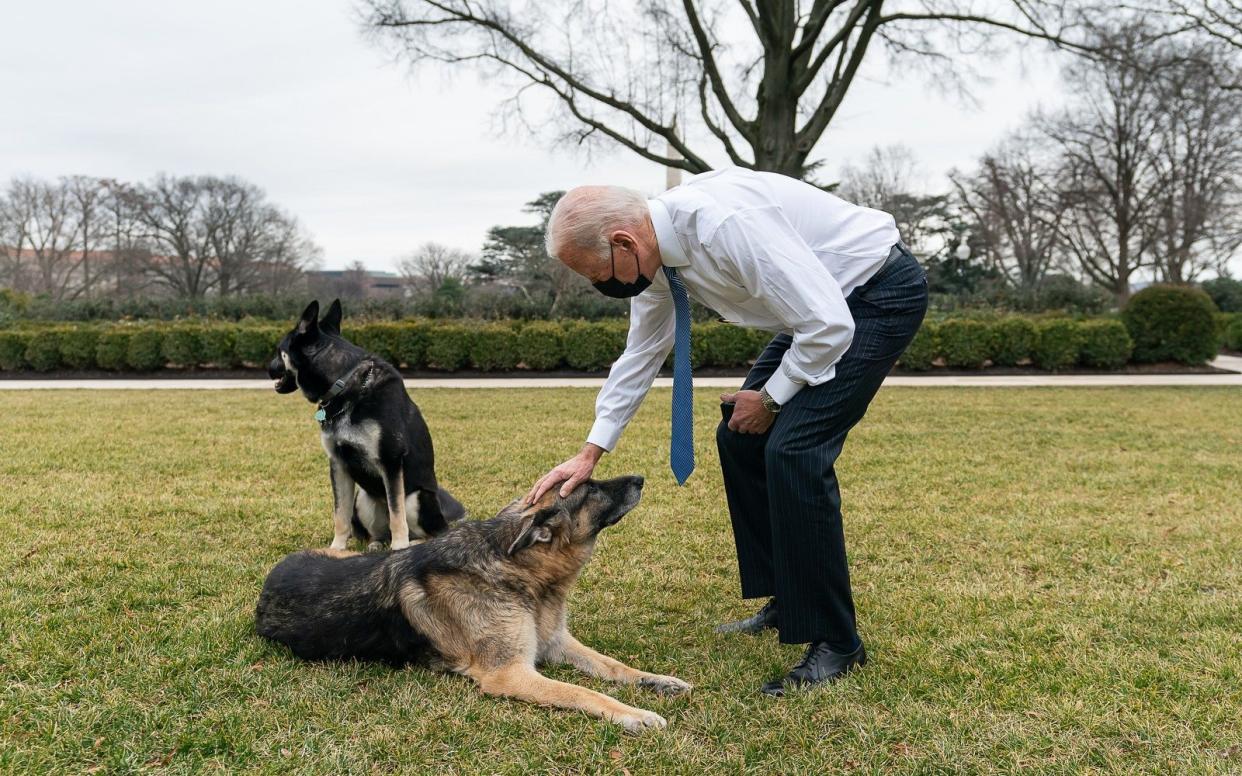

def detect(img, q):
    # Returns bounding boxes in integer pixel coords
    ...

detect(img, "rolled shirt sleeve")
[586,287,676,451]
[709,207,855,405]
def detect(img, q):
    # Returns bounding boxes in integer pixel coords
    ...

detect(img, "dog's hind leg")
[328,460,357,551]
[470,662,668,734]
[551,632,692,696]
[381,464,410,550]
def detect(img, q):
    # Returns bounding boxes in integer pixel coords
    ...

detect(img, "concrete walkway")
[3,355,1240,390]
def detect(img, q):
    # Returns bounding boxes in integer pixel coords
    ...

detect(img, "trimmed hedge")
[898,322,937,371]
[424,324,473,371]
[937,319,992,369]
[1122,285,1219,365]
[0,329,31,370]
[95,328,132,371]
[563,321,628,371]
[990,317,1037,367]
[1225,314,1242,352]
[1032,319,1085,371]
[0,312,1222,375]
[515,321,565,370]
[25,328,64,372]
[469,324,520,371]
[162,324,205,368]
[60,328,99,370]
[1078,320,1133,369]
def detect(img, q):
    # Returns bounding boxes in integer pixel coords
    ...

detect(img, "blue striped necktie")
[663,266,694,485]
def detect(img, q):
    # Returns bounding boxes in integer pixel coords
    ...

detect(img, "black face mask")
[593,243,652,298]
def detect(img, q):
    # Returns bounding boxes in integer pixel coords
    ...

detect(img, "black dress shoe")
[761,640,867,696]
[715,598,778,635]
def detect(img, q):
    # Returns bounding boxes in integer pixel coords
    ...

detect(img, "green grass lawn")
[2,387,1241,774]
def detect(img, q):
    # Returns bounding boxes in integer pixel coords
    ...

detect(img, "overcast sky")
[1,1,1068,272]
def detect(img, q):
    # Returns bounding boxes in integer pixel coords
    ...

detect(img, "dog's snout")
[267,354,285,379]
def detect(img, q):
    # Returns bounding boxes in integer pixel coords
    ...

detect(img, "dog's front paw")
[366,541,385,553]
[329,537,349,551]
[638,674,692,696]
[613,707,666,734]
[390,537,411,551]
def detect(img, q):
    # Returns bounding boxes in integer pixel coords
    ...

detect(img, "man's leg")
[716,333,791,599]
[765,263,928,648]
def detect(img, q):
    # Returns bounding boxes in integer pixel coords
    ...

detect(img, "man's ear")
[297,300,320,336]
[507,508,557,555]
[320,299,342,336]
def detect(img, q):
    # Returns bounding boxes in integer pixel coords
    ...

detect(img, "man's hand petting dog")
[526,443,605,504]
[721,390,776,434]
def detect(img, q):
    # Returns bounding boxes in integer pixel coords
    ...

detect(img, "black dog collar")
[314,361,373,425]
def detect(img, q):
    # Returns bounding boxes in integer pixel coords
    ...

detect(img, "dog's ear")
[320,299,343,335]
[296,300,320,336]
[507,507,557,555]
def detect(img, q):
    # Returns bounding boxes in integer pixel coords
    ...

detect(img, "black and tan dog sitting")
[268,299,465,550]
[255,476,691,732]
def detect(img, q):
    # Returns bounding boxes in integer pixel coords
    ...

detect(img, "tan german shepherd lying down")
[255,476,691,732]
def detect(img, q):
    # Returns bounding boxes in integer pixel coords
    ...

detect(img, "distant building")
[305,268,405,299]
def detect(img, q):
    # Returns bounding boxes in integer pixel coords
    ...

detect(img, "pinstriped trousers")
[716,246,928,646]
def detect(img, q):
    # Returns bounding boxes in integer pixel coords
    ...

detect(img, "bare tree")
[129,174,319,298]
[1132,1,1242,63]
[362,0,1090,179]
[65,176,112,300]
[2,177,89,301]
[950,137,1064,293]
[398,241,472,294]
[837,144,949,256]
[1148,48,1242,282]
[202,177,319,296]
[130,174,217,298]
[1039,25,1166,304]
[98,180,155,299]
[0,181,32,292]
[838,144,921,206]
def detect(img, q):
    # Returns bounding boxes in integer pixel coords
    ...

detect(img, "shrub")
[59,327,99,369]
[1078,320,1133,369]
[515,321,565,371]
[22,329,63,372]
[95,328,133,370]
[1202,276,1242,313]
[393,320,429,370]
[162,324,205,368]
[424,324,473,371]
[201,326,239,368]
[0,329,31,370]
[1122,285,1219,364]
[1224,314,1242,352]
[898,322,937,371]
[235,326,282,367]
[748,328,777,358]
[468,323,520,371]
[1032,319,1084,371]
[349,322,403,366]
[698,322,762,368]
[990,317,1037,367]
[937,319,992,368]
[126,328,165,371]
[563,321,627,371]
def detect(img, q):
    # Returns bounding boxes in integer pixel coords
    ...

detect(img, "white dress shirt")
[587,166,900,452]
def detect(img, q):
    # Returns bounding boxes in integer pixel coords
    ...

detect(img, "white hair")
[545,185,648,262]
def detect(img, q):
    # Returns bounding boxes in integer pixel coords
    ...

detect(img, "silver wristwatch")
[759,386,782,414]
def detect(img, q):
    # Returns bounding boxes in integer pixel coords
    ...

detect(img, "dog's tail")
[436,487,467,523]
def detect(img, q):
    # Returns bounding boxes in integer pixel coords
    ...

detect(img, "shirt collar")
[648,199,689,268]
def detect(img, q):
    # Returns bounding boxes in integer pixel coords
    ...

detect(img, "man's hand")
[721,390,776,435]
[526,444,605,504]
